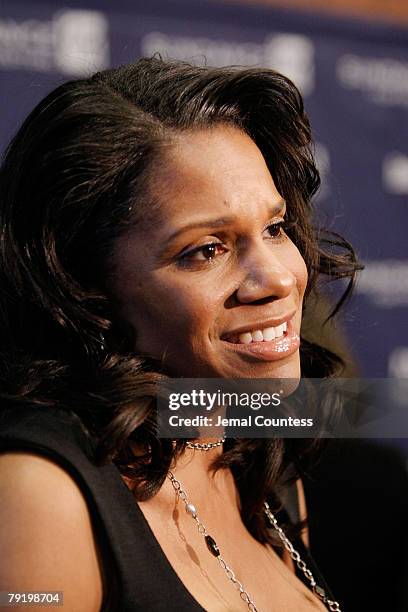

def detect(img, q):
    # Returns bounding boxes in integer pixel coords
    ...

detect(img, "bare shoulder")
[0,451,103,612]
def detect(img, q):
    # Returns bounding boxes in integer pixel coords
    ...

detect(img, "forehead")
[146,125,282,225]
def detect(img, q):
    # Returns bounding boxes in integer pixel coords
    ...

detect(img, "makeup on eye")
[178,241,227,265]
[176,218,288,267]
[264,219,288,240]
[158,198,287,257]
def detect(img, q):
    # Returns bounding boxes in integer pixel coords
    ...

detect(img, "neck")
[173,437,225,472]
[167,436,241,512]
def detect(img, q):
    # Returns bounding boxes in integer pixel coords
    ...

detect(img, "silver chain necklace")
[167,470,342,612]
[185,435,226,451]
[263,502,341,611]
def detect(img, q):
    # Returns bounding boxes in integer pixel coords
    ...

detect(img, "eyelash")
[177,220,288,267]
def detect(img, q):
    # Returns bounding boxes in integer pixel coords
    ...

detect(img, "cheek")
[298,258,308,298]
[122,273,221,346]
[166,282,225,343]
[289,244,308,299]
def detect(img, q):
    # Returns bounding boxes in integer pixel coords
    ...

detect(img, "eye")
[265,221,286,239]
[179,241,227,265]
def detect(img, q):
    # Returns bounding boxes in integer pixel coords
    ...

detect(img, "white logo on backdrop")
[53,10,110,75]
[388,348,408,409]
[0,18,53,71]
[336,54,408,107]
[355,260,408,307]
[388,347,408,378]
[141,31,315,95]
[263,34,314,96]
[0,10,110,76]
[382,152,408,195]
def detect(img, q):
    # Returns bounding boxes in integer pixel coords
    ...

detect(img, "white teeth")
[263,327,276,341]
[236,322,288,344]
[274,324,285,338]
[239,332,253,344]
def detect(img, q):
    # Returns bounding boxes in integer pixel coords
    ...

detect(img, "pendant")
[205,534,220,557]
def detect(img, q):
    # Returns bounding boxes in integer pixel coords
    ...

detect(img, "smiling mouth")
[221,317,300,362]
[223,321,288,345]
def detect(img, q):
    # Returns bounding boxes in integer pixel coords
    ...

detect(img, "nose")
[235,243,296,304]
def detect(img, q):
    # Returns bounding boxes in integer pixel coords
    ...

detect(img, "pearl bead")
[185,503,197,517]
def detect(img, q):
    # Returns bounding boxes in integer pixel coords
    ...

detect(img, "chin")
[234,351,301,379]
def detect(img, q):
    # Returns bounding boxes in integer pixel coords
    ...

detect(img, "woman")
[0,58,358,611]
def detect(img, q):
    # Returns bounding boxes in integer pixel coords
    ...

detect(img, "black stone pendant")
[205,534,220,557]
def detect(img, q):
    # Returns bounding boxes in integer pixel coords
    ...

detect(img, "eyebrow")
[164,199,286,245]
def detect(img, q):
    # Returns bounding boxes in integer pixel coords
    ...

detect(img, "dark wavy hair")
[0,57,360,544]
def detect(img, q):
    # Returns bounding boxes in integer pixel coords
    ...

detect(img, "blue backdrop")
[1,0,407,381]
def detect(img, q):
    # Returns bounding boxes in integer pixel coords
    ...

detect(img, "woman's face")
[111,125,308,379]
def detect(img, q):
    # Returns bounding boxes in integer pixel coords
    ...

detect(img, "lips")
[220,312,300,362]
[221,311,296,343]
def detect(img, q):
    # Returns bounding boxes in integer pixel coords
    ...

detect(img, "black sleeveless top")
[0,405,336,611]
